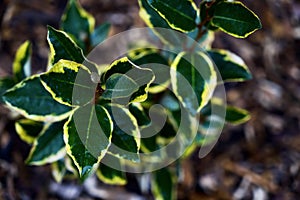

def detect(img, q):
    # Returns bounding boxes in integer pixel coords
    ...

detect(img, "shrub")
[0,0,260,199]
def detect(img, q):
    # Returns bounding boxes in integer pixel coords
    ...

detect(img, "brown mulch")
[0,0,299,199]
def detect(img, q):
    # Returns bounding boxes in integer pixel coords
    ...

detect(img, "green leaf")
[201,98,250,125]
[226,106,251,125]
[128,49,170,93]
[3,76,72,122]
[96,154,126,185]
[102,74,139,100]
[102,57,139,82]
[0,78,15,103]
[129,103,151,127]
[47,26,85,65]
[182,142,198,158]
[208,49,252,82]
[140,134,159,153]
[157,119,177,140]
[198,115,224,144]
[105,104,140,162]
[91,23,111,47]
[128,48,168,66]
[162,95,195,132]
[200,97,224,118]
[26,121,66,165]
[140,105,176,153]
[152,168,176,200]
[211,1,262,38]
[64,104,113,179]
[161,93,199,152]
[171,52,217,115]
[61,0,95,50]
[40,59,95,106]
[102,57,154,103]
[138,0,181,46]
[51,159,67,183]
[138,0,170,29]
[147,0,197,32]
[15,119,44,144]
[13,40,31,82]
[160,93,180,112]
[65,156,79,177]
[48,26,98,72]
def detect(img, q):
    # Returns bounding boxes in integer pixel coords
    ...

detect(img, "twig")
[222,160,279,193]
[93,82,104,104]
[188,1,214,52]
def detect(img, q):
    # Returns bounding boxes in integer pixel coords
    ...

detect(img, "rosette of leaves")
[0,0,260,199]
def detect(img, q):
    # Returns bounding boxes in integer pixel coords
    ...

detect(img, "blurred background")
[0,0,299,199]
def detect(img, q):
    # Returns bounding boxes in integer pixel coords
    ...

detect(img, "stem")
[93,83,104,104]
[188,1,214,52]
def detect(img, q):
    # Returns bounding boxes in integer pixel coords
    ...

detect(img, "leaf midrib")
[47,77,92,89]
[213,15,255,26]
[83,106,95,166]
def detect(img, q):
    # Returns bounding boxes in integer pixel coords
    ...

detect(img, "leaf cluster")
[0,0,261,199]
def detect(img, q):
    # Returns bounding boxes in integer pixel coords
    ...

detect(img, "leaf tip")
[80,165,93,180]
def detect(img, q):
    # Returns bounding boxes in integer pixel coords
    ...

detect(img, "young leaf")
[15,119,44,144]
[40,59,95,106]
[128,49,170,93]
[170,52,217,115]
[102,57,154,103]
[146,0,197,32]
[96,154,127,185]
[105,104,140,162]
[13,40,31,82]
[152,168,176,200]
[0,78,15,103]
[208,49,252,82]
[102,57,139,82]
[64,104,113,179]
[3,76,72,122]
[61,0,95,50]
[211,1,262,38]
[91,23,111,47]
[138,0,181,46]
[102,74,139,100]
[26,121,66,165]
